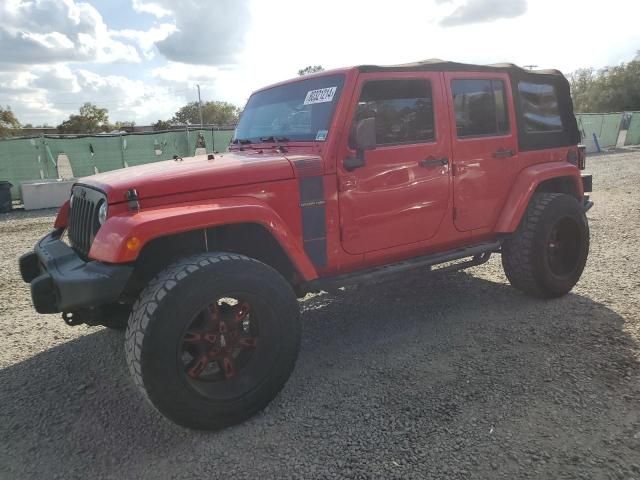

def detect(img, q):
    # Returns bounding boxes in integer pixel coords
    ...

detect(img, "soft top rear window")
[518,82,564,133]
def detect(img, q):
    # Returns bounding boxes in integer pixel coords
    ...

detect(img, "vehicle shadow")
[1,269,638,479]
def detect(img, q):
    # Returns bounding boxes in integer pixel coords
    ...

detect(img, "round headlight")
[98,202,108,225]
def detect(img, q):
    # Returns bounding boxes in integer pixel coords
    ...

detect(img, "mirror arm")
[344,150,366,171]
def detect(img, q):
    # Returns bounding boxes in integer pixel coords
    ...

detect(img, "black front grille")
[67,185,105,257]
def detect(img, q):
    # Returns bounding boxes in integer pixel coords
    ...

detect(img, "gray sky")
[1,0,638,125]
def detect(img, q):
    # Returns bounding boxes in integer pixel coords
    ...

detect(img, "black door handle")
[493,148,515,159]
[419,157,448,168]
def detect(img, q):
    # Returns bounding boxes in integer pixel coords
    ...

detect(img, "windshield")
[234,74,345,143]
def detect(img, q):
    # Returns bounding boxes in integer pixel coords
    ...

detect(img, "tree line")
[0,99,242,137]
[2,58,638,137]
[569,55,640,113]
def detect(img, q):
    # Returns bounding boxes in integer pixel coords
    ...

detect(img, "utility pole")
[197,84,204,128]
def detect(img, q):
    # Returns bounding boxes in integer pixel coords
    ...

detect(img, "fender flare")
[495,162,583,233]
[88,197,319,281]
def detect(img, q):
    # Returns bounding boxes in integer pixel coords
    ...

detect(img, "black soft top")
[357,58,564,77]
[357,59,579,151]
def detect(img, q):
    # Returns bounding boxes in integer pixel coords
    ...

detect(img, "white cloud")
[113,24,177,60]
[31,65,80,92]
[0,65,184,125]
[2,0,640,127]
[0,0,140,64]
[134,0,251,65]
[438,0,528,26]
[131,0,173,18]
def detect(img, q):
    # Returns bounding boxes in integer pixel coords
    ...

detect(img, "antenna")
[523,64,538,70]
[196,84,204,128]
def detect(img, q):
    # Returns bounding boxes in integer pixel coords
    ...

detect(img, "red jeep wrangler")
[20,60,592,430]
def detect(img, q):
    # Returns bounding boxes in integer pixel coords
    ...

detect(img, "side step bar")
[301,240,502,294]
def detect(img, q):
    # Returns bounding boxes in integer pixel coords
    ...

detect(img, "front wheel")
[502,193,589,298]
[125,252,301,430]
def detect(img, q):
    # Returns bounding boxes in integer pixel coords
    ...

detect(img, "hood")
[81,151,295,203]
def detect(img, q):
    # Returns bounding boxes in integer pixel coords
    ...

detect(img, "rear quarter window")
[518,82,564,133]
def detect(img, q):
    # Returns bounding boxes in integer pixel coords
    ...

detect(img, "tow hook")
[62,308,101,326]
[62,311,84,326]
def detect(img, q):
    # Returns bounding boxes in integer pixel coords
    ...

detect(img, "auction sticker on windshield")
[304,87,337,105]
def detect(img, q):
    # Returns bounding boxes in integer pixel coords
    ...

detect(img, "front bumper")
[19,230,133,314]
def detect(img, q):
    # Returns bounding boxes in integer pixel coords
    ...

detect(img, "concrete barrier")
[20,179,74,210]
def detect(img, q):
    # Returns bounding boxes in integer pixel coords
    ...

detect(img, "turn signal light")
[126,236,141,251]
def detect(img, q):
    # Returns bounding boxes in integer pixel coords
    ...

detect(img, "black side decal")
[299,176,327,268]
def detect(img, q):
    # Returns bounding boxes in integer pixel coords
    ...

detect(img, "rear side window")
[351,79,435,146]
[451,79,509,137]
[518,82,563,133]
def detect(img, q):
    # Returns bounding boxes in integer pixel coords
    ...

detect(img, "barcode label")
[303,86,337,105]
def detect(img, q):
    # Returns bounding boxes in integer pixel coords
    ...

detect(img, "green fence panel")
[124,132,188,166]
[577,114,601,152]
[599,113,623,148]
[625,112,640,145]
[0,128,235,202]
[45,136,124,177]
[576,113,623,151]
[0,137,55,199]
[213,130,234,151]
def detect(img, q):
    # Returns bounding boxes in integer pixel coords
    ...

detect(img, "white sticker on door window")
[315,130,328,141]
[304,86,337,105]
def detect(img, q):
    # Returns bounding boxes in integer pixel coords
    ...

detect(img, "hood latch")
[126,188,140,212]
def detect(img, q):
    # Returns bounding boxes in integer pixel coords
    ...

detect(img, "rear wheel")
[125,252,301,430]
[502,193,589,298]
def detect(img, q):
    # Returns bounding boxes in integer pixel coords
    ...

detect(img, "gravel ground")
[1,151,639,480]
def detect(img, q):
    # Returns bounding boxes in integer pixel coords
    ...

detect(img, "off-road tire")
[502,193,589,298]
[124,252,301,430]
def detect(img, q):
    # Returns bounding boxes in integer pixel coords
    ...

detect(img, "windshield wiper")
[259,136,290,143]
[232,138,252,145]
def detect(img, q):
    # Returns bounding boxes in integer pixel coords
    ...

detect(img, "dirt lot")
[1,151,639,480]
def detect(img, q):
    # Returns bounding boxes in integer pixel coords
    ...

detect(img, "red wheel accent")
[203,332,218,344]
[237,336,257,349]
[183,331,203,343]
[180,297,258,384]
[187,355,209,379]
[234,302,251,323]
[183,331,218,344]
[220,356,236,378]
[203,303,219,328]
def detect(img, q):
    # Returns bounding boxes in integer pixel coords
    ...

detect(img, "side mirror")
[344,117,376,171]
